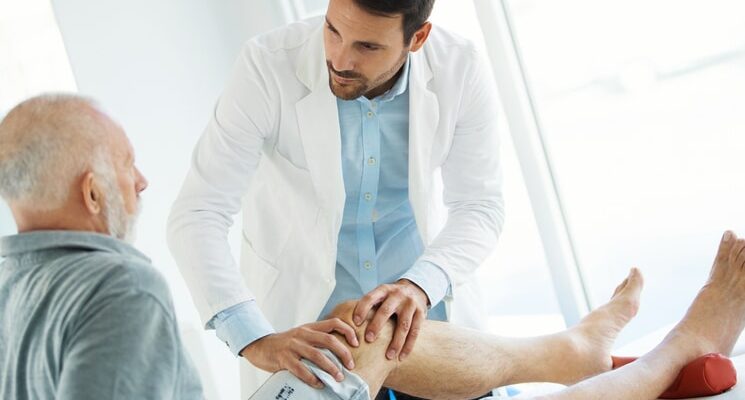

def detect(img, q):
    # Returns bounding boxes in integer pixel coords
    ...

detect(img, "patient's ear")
[81,171,103,215]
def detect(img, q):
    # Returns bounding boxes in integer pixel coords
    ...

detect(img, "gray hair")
[0,93,113,211]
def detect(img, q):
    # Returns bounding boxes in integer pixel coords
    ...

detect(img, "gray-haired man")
[0,94,203,400]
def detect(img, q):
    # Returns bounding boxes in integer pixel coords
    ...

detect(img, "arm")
[418,48,505,288]
[166,42,359,386]
[166,42,276,333]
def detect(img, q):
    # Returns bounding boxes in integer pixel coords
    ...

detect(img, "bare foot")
[562,268,644,382]
[672,231,745,356]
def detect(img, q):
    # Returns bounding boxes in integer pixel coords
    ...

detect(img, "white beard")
[100,174,140,244]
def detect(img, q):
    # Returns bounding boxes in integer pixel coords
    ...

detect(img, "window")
[503,0,745,343]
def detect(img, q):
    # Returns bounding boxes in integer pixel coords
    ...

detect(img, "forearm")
[167,203,253,325]
[418,198,504,286]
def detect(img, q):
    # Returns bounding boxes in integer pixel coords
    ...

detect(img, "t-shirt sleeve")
[55,289,189,400]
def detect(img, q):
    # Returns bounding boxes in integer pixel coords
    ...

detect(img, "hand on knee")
[327,300,398,368]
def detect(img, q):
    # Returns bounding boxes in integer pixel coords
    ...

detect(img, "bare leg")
[524,231,745,400]
[329,267,643,399]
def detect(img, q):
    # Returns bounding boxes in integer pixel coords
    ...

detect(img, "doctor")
[167,0,504,397]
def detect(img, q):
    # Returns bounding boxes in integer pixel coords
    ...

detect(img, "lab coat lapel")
[408,49,439,241]
[295,26,345,215]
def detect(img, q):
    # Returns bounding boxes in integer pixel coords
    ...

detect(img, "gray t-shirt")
[0,231,204,400]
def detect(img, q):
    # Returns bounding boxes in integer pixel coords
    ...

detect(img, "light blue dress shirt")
[212,56,451,356]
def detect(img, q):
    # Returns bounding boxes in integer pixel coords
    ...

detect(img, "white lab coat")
[167,17,504,396]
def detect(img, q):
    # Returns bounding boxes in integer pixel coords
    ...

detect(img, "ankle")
[662,328,711,362]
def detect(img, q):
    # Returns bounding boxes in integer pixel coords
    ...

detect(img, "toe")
[612,277,629,298]
[736,242,745,269]
[626,268,644,296]
[716,231,737,264]
[613,268,643,299]
[730,239,745,269]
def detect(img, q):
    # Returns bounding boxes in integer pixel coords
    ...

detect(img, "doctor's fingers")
[353,285,391,326]
[312,318,360,347]
[282,354,324,389]
[302,329,356,370]
[297,343,347,383]
[398,310,423,361]
[385,302,419,360]
[365,295,405,344]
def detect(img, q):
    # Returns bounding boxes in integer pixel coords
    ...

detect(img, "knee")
[327,300,373,343]
[327,300,394,339]
[328,300,359,325]
[327,300,396,353]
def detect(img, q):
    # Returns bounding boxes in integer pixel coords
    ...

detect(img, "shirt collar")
[356,54,411,104]
[382,54,411,101]
[0,230,150,262]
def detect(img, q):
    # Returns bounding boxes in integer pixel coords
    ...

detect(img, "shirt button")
[367,157,377,166]
[367,111,374,118]
[364,192,373,201]
[363,261,373,269]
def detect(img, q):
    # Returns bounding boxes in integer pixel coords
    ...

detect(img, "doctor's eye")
[359,43,379,51]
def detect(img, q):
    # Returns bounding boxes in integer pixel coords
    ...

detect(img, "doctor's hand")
[353,279,429,362]
[239,319,359,389]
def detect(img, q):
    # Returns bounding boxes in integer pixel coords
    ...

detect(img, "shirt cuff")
[399,261,452,308]
[208,300,275,357]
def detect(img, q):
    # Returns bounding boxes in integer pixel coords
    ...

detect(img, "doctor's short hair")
[352,0,435,44]
[0,93,113,211]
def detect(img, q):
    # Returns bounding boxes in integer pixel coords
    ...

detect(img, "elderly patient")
[2,94,744,400]
[0,95,203,399]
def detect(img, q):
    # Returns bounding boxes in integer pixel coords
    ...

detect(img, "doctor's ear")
[408,22,432,52]
[81,171,103,215]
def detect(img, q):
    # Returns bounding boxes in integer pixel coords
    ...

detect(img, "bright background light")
[1,0,744,398]
[505,0,745,343]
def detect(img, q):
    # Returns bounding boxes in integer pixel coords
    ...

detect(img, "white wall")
[49,1,286,399]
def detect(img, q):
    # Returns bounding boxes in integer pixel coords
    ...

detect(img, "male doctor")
[167,0,504,397]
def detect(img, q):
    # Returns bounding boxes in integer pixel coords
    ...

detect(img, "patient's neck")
[10,201,107,236]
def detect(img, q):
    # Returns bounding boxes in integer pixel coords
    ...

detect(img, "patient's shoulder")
[73,251,174,310]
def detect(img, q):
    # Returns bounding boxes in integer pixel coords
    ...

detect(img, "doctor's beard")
[326,50,408,100]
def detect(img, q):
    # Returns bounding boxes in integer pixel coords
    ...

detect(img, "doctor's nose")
[329,46,355,73]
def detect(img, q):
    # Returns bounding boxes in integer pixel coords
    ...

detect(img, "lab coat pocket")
[241,171,294,265]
